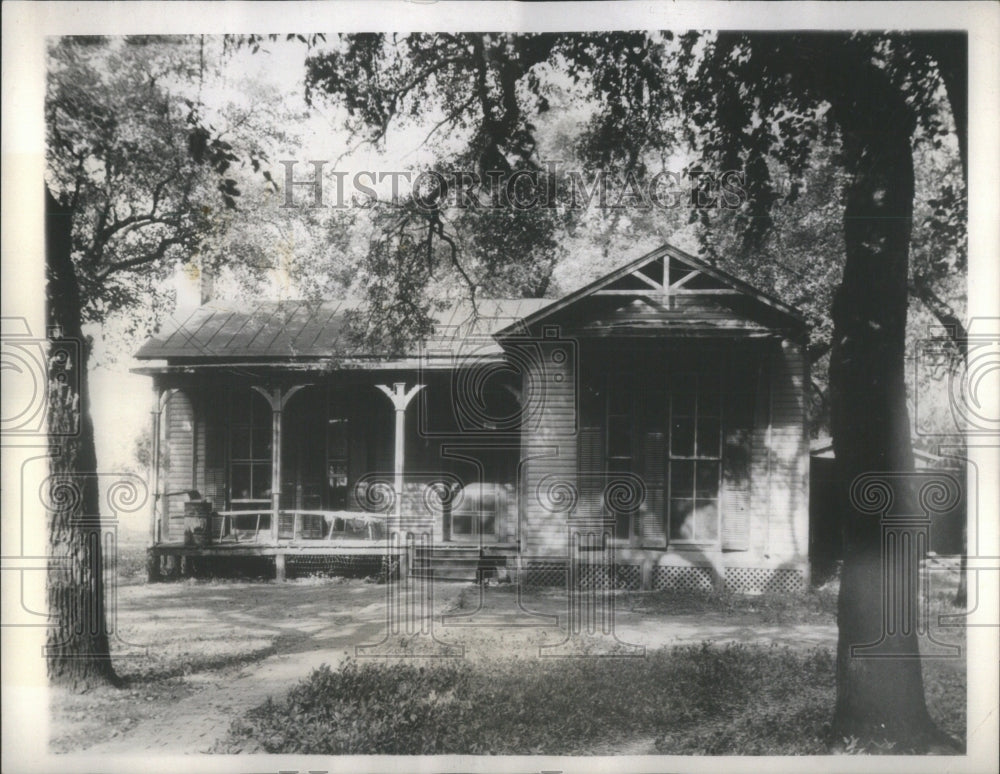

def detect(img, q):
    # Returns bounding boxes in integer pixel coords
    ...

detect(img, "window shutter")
[640,431,667,547]
[577,427,603,520]
[721,364,754,551]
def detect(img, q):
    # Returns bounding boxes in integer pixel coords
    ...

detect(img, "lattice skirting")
[520,561,641,590]
[577,563,641,590]
[724,566,806,594]
[521,562,568,587]
[286,554,396,580]
[651,565,716,592]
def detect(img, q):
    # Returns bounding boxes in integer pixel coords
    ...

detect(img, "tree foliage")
[304,30,966,749]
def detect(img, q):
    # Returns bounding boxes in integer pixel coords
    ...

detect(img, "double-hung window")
[668,372,722,542]
[229,389,272,505]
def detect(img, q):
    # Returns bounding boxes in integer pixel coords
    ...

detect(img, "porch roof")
[134,297,551,363]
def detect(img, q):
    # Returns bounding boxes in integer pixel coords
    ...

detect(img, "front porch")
[146,501,521,582]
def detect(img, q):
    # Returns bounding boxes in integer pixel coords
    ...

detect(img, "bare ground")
[51,571,963,755]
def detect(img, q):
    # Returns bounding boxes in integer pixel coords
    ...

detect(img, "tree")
[44,36,274,688]
[304,31,966,749]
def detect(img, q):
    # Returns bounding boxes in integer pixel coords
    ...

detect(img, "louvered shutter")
[577,427,603,520]
[721,360,754,551]
[640,431,667,547]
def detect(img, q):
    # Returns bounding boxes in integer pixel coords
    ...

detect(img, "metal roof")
[135,298,552,362]
[135,243,809,365]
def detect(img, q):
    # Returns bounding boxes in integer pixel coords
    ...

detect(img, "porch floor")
[146,541,521,583]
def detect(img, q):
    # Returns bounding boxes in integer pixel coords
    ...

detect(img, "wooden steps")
[411,544,511,582]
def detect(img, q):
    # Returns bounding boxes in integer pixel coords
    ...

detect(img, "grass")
[219,643,840,755]
[615,583,838,624]
[99,550,966,755]
[218,572,967,756]
[457,578,840,626]
[112,541,150,586]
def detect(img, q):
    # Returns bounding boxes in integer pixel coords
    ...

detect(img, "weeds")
[219,643,840,755]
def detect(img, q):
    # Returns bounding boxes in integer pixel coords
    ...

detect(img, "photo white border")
[2,3,997,773]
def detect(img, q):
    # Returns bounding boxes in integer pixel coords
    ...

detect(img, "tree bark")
[45,187,118,689]
[827,87,952,748]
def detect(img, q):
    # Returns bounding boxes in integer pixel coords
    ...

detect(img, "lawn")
[50,548,965,755]
[218,643,839,755]
[215,569,966,756]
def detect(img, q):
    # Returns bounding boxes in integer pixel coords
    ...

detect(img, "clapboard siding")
[520,338,578,555]
[163,391,195,541]
[721,355,754,552]
[749,353,772,557]
[764,340,809,561]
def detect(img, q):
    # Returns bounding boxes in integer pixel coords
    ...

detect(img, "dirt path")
[70,580,468,754]
[55,580,838,755]
[83,631,384,753]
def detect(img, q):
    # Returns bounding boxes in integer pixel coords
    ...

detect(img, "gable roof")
[494,242,806,338]
[134,242,807,367]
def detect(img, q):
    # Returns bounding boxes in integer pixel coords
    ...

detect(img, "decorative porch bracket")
[251,384,308,545]
[376,382,425,532]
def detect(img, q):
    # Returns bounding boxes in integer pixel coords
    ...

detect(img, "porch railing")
[211,509,388,544]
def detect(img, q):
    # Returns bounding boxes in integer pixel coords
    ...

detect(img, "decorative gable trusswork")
[494,244,807,342]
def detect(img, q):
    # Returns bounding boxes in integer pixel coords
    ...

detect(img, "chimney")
[200,261,214,305]
[174,257,213,312]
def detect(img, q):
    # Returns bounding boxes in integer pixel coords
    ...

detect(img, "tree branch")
[909,275,968,358]
[96,234,190,279]
[434,219,478,318]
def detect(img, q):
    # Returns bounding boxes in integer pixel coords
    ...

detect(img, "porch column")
[376,382,425,531]
[252,385,307,542]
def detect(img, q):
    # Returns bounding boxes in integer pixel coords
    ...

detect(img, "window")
[326,389,351,509]
[581,358,728,546]
[229,389,272,504]
[668,372,721,542]
[606,372,635,540]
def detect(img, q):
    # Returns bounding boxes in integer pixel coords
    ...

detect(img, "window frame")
[227,388,273,507]
[326,387,352,509]
[667,370,723,545]
[604,371,640,544]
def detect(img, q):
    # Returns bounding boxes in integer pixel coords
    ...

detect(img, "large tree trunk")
[45,187,118,689]
[828,94,951,748]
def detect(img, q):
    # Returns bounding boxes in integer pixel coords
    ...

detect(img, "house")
[134,243,810,592]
